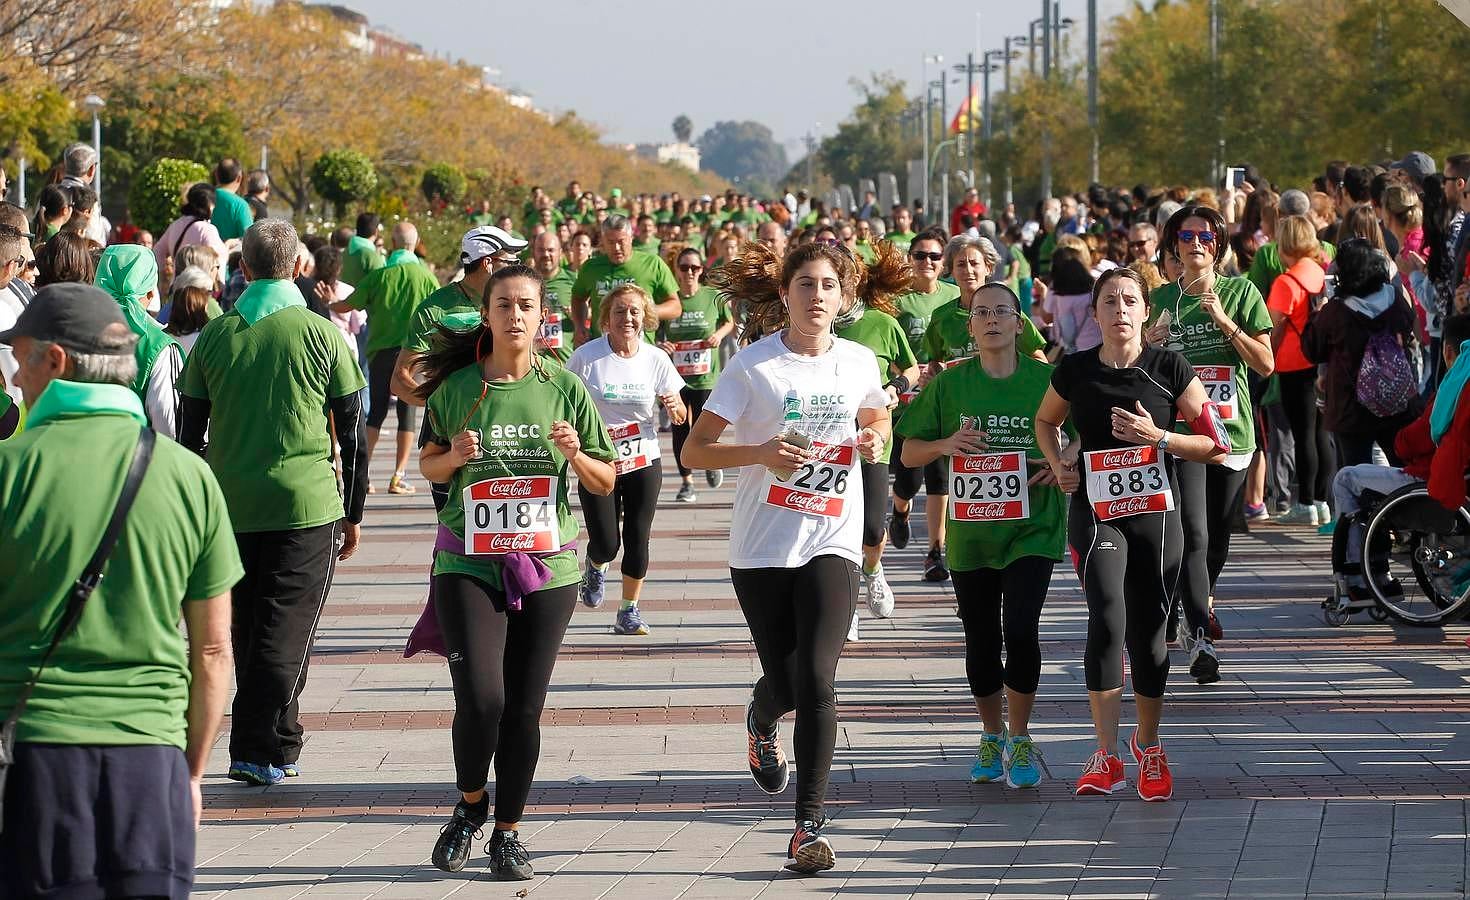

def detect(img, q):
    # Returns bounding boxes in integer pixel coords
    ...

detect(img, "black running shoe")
[487,829,534,881]
[746,702,790,794]
[432,797,488,873]
[1189,633,1221,685]
[888,509,910,550]
[922,547,949,582]
[785,818,835,874]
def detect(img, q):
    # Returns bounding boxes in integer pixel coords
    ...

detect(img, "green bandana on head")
[95,244,158,305]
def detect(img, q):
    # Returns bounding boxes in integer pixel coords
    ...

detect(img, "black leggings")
[1173,460,1248,634]
[1069,497,1182,698]
[1277,368,1333,504]
[952,556,1054,697]
[433,573,577,823]
[672,387,711,477]
[578,460,661,580]
[1335,428,1407,469]
[367,348,416,433]
[732,554,857,823]
[859,460,889,549]
[891,433,947,501]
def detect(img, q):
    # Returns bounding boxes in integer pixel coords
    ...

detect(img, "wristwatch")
[1156,431,1171,453]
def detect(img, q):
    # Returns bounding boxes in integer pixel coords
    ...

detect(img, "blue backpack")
[1356,327,1415,417]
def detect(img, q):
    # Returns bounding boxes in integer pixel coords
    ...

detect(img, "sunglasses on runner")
[1178,229,1216,246]
[678,264,703,273]
[910,251,943,262]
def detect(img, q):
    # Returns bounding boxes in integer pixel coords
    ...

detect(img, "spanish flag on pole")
[949,85,981,135]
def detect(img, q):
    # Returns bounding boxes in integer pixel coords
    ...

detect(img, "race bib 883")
[1083,445,1174,521]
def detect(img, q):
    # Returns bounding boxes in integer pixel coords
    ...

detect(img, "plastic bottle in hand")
[772,390,811,481]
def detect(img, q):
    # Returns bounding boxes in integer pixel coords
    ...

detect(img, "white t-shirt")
[566,336,686,432]
[0,283,26,405]
[704,331,887,569]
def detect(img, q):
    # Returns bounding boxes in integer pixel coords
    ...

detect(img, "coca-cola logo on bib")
[958,456,1007,473]
[783,492,832,514]
[1105,496,1153,517]
[485,479,536,498]
[1101,448,1147,468]
[487,532,538,552]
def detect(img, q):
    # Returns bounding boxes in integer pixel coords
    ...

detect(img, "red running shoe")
[1074,748,1126,796]
[1130,732,1174,802]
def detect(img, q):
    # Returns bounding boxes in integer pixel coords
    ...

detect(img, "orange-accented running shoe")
[1074,748,1126,796]
[746,702,789,794]
[1130,732,1174,802]
[785,818,835,874]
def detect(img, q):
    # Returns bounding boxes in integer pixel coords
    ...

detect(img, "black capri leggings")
[672,387,711,478]
[1173,460,1248,635]
[1069,496,1183,698]
[432,573,577,824]
[732,554,857,824]
[890,433,947,501]
[1277,368,1333,505]
[952,556,1054,697]
[367,348,416,433]
[578,460,662,579]
[859,460,889,548]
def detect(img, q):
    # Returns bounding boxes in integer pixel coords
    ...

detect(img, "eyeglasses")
[1178,229,1216,246]
[678,264,703,273]
[969,306,1019,320]
[910,251,943,262]
[1128,241,1151,250]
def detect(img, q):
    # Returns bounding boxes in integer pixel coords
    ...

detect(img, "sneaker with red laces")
[746,702,790,795]
[785,818,835,874]
[1129,732,1174,802]
[1074,748,1126,796]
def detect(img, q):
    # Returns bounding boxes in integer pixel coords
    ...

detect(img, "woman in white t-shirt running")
[566,285,687,636]
[683,241,890,875]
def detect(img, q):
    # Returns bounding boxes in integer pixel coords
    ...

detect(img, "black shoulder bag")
[0,428,155,834]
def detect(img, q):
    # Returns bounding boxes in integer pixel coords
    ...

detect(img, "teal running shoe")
[1004,734,1045,788]
[968,731,1006,783]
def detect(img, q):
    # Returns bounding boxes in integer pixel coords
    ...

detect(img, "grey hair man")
[244,169,271,220]
[570,214,682,345]
[0,282,238,896]
[58,142,110,245]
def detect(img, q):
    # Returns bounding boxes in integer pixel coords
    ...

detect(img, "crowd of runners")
[1,144,1468,892]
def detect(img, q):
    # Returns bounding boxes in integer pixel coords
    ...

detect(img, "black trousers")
[578,460,662,580]
[672,387,711,477]
[1278,368,1334,504]
[229,521,339,766]
[859,460,889,549]
[367,348,416,433]
[434,574,577,824]
[952,556,1055,697]
[1173,460,1249,635]
[732,555,857,823]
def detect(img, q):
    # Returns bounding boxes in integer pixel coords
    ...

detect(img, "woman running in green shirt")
[659,248,736,503]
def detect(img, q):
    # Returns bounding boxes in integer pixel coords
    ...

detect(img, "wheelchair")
[1325,482,1470,627]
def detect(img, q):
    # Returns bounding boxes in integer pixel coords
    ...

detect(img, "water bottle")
[772,390,811,481]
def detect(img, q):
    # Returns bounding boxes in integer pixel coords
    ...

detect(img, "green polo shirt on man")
[542,267,578,363]
[403,283,478,355]
[895,283,960,364]
[635,237,662,256]
[0,380,243,748]
[571,252,679,341]
[182,279,366,533]
[346,249,441,357]
[211,187,254,242]
[341,235,384,287]
[886,231,916,254]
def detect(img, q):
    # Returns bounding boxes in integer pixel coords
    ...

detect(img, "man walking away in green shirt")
[179,219,368,787]
[333,220,440,494]
[340,213,385,287]
[210,158,254,242]
[0,283,240,894]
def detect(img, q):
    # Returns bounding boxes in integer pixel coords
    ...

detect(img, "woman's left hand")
[550,420,581,460]
[658,393,687,426]
[1199,291,1232,331]
[855,426,885,463]
[1111,401,1162,447]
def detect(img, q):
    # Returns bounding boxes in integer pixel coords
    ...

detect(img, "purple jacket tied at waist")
[403,524,572,658]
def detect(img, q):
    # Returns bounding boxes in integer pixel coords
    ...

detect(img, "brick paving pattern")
[194,438,1470,899]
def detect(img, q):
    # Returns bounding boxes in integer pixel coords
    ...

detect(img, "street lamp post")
[1040,1,1053,201]
[922,53,943,216]
[1087,0,1099,184]
[1028,19,1043,75]
[930,78,948,216]
[84,94,105,199]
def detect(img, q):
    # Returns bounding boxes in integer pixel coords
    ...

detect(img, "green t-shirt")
[347,249,442,356]
[895,354,1067,570]
[425,362,615,590]
[895,283,960,363]
[1148,274,1273,455]
[541,268,578,363]
[341,236,384,287]
[661,285,731,391]
[836,308,917,463]
[211,187,254,242]
[182,285,367,532]
[854,242,878,265]
[403,282,478,355]
[571,252,679,341]
[0,389,243,748]
[921,297,1046,364]
[470,212,494,227]
[886,231,916,254]
[1246,240,1337,298]
[635,238,662,256]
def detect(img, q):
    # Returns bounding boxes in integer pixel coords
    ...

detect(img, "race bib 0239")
[1083,445,1174,521]
[608,421,660,475]
[949,451,1030,522]
[464,476,560,554]
[671,339,712,376]
[763,440,856,518]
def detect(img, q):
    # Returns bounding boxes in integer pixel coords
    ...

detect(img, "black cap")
[0,283,133,355]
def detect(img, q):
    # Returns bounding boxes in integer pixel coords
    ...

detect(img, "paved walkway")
[195,437,1470,899]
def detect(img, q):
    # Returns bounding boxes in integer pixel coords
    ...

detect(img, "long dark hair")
[1424,174,1452,284]
[413,264,544,401]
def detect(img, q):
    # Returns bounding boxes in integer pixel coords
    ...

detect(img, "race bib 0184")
[1083,445,1174,521]
[671,339,712,376]
[949,451,1030,522]
[608,421,660,475]
[464,476,560,554]
[763,440,856,518]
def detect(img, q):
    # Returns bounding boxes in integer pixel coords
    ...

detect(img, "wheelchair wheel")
[1368,605,1390,622]
[1323,606,1350,627]
[1362,487,1470,626]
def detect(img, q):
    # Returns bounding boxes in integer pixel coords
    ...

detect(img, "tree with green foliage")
[819,74,923,192]
[420,162,467,205]
[129,157,209,234]
[672,114,692,144]
[696,121,788,196]
[310,149,377,219]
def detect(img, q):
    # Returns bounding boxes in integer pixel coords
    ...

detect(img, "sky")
[339,0,1136,157]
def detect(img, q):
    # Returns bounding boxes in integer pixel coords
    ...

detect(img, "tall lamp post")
[921,53,943,216]
[1087,0,1100,184]
[929,78,948,216]
[84,94,105,199]
[954,56,988,198]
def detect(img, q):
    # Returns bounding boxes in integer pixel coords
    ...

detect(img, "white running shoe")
[847,610,860,642]
[864,566,895,618]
